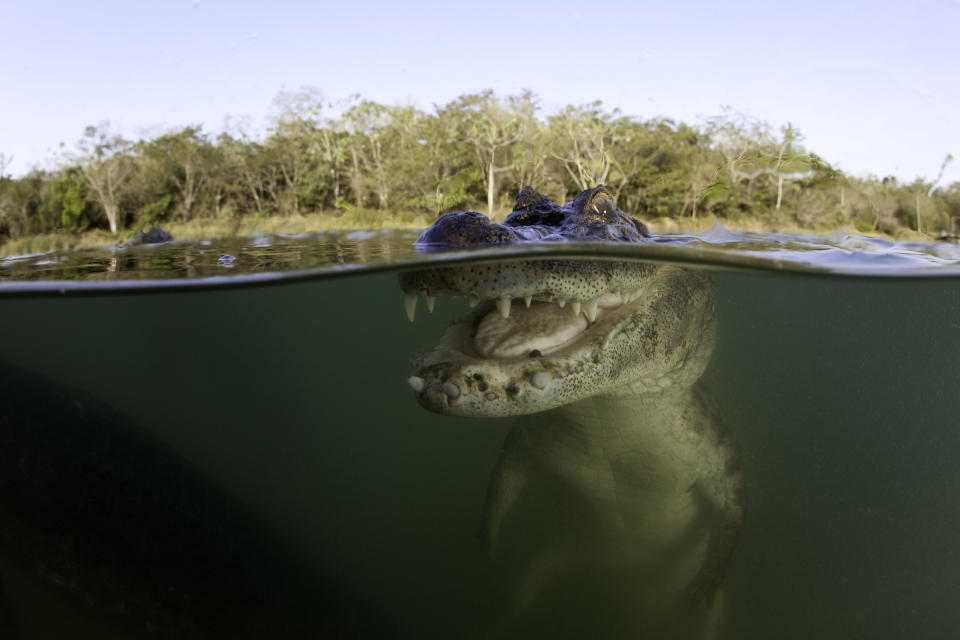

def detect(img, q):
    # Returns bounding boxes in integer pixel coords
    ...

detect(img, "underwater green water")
[0,231,959,638]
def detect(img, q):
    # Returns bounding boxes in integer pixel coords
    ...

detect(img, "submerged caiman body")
[401,186,745,638]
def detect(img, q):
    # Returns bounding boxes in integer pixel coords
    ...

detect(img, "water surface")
[3,226,960,294]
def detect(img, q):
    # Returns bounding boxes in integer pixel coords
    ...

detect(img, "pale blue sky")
[2,0,958,185]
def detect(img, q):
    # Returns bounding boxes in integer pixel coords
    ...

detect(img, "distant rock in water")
[0,363,392,639]
[131,227,174,245]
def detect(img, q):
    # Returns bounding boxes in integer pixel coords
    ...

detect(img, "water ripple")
[1,225,959,296]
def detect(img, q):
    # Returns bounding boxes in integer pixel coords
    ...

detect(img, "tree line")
[1,89,957,240]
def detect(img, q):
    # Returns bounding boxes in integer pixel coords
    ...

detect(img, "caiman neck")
[533,387,695,438]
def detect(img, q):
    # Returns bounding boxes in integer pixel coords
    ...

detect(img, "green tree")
[548,101,616,192]
[426,100,484,213]
[340,99,395,209]
[39,166,92,231]
[217,130,272,215]
[755,124,825,211]
[444,90,534,218]
[266,87,345,214]
[134,126,217,223]
[0,172,44,237]
[917,154,955,232]
[76,123,133,233]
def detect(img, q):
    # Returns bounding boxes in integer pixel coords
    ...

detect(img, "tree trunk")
[916,192,922,233]
[371,140,388,209]
[350,147,363,208]
[776,175,784,210]
[104,202,119,234]
[488,161,495,219]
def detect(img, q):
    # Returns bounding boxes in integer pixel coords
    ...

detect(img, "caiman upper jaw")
[415,210,519,249]
[398,259,658,322]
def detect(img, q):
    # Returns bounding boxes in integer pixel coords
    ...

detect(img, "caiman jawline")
[405,287,652,418]
[402,286,644,324]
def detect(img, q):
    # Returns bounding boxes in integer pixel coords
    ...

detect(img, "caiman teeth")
[584,299,599,322]
[496,296,512,319]
[531,371,552,390]
[407,375,425,392]
[404,294,417,322]
[403,286,641,325]
[441,381,461,399]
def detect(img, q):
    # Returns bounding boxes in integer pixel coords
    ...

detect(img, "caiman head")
[400,186,716,418]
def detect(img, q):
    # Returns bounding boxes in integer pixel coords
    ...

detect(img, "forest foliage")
[1,89,957,241]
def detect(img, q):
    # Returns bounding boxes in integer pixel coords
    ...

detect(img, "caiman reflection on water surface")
[401,187,745,638]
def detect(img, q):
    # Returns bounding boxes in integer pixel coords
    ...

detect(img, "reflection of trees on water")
[0,231,420,283]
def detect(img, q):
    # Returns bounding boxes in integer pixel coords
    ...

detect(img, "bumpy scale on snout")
[415,184,649,249]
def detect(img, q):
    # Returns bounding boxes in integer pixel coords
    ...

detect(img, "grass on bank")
[0,209,429,258]
[0,207,933,259]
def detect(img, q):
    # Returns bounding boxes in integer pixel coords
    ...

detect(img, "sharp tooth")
[468,297,479,308]
[524,295,532,308]
[404,294,417,322]
[407,376,425,392]
[557,298,567,308]
[571,301,581,317]
[496,297,512,319]
[584,299,599,322]
[425,295,435,313]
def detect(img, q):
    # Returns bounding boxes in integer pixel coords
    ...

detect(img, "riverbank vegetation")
[1,89,957,254]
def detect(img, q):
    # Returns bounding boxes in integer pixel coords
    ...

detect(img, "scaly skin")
[401,187,744,638]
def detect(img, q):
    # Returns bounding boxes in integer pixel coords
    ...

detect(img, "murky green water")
[0,230,958,638]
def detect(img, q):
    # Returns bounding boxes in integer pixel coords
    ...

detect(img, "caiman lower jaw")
[406,294,642,418]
